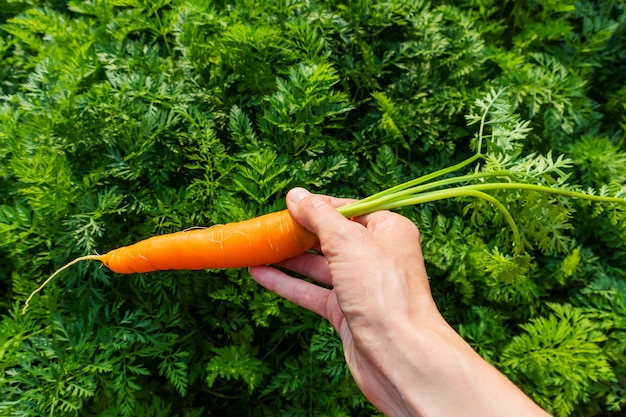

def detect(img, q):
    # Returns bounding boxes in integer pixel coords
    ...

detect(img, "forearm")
[370,319,551,417]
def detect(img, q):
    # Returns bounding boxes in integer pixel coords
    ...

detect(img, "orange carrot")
[98,209,316,273]
[22,210,316,313]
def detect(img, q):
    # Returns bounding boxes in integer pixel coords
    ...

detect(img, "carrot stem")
[357,152,485,204]
[340,181,626,218]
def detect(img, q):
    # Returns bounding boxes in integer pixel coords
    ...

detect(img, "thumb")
[286,188,355,240]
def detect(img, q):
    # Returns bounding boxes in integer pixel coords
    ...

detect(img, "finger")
[286,188,365,243]
[307,192,357,210]
[275,252,333,286]
[355,210,422,245]
[249,266,332,320]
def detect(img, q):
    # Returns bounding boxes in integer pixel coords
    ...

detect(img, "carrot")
[22,210,316,313]
[22,182,626,316]
[98,209,316,273]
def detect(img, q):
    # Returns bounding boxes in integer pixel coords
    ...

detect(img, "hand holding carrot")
[250,188,551,417]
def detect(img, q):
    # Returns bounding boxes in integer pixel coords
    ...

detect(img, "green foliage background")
[1,0,626,416]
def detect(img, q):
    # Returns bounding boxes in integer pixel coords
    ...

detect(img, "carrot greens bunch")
[341,88,626,257]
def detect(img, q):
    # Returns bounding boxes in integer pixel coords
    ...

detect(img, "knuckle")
[306,195,331,211]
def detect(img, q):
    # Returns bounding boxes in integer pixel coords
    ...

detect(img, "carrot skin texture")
[100,210,317,274]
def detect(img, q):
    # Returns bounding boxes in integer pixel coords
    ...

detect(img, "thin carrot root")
[21,254,104,315]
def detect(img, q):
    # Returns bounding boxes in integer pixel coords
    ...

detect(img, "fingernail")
[288,187,310,203]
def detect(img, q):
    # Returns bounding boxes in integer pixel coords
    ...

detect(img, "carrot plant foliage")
[1,0,626,416]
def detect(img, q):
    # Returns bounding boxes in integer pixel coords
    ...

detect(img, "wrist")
[367,317,550,417]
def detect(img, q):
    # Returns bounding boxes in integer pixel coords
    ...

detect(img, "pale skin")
[249,188,551,417]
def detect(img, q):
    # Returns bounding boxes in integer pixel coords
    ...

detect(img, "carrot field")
[1,1,625,416]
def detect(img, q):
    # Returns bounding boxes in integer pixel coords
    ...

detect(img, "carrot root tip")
[21,254,105,315]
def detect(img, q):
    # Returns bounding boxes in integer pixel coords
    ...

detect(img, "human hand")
[250,187,444,415]
[250,188,551,417]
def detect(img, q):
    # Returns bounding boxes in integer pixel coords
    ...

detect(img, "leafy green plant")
[1,1,626,416]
